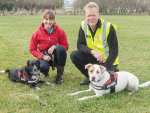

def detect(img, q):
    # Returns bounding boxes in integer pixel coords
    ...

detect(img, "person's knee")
[40,64,49,72]
[70,51,79,63]
[57,46,66,56]
[57,46,66,53]
[38,60,49,72]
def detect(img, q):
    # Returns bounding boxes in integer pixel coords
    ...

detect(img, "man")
[70,2,119,85]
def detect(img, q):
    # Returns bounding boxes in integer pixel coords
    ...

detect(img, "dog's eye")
[96,70,99,73]
[31,64,33,66]
[35,63,39,65]
[90,70,93,73]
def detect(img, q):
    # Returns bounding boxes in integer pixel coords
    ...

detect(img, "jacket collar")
[88,19,101,31]
[88,19,101,37]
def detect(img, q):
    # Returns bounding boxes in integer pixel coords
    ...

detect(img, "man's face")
[85,7,100,27]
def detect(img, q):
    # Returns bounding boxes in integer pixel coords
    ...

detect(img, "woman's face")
[43,15,55,31]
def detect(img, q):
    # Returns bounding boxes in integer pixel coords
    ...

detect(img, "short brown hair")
[43,10,55,20]
[84,2,99,12]
[42,10,57,25]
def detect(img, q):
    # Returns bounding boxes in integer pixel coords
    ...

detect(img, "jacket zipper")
[49,36,51,46]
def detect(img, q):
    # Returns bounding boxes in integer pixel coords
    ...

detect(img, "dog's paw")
[75,97,87,101]
[67,93,75,96]
[45,82,54,85]
[75,98,83,101]
[35,87,42,91]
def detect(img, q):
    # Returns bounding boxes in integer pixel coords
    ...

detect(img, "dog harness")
[90,71,118,93]
[18,69,40,84]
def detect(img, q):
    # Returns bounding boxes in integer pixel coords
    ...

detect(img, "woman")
[29,10,69,84]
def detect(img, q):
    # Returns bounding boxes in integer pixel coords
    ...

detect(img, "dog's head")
[27,60,40,75]
[85,63,106,82]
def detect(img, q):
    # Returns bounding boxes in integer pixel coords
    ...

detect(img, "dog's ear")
[27,60,30,66]
[37,60,40,65]
[85,63,92,69]
[99,65,106,74]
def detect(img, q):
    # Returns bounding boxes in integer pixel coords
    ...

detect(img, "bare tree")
[36,0,53,11]
[22,0,39,15]
[14,0,24,10]
[50,0,62,14]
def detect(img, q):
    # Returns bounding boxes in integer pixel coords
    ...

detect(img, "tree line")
[0,0,150,16]
[0,0,64,15]
[73,0,150,15]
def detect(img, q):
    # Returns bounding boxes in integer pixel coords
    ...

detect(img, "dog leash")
[41,51,56,70]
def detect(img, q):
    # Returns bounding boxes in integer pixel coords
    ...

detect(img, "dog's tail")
[0,69,10,73]
[139,81,150,88]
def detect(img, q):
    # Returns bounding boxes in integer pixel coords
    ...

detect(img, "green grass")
[0,15,150,112]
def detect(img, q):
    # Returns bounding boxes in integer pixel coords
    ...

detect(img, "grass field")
[0,15,150,112]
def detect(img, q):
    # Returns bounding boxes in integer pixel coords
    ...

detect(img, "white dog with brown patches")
[68,64,150,101]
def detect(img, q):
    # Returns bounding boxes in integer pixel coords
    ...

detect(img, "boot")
[56,66,64,84]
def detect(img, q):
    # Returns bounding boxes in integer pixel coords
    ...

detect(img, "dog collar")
[97,76,103,82]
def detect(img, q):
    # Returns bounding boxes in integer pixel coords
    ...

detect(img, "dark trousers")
[70,51,118,77]
[38,46,67,74]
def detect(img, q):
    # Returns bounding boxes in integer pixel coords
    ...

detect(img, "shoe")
[80,77,90,85]
[42,73,49,77]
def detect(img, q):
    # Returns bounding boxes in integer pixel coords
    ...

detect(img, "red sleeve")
[55,29,69,51]
[29,32,44,59]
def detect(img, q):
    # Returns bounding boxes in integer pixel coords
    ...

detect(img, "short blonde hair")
[84,2,99,12]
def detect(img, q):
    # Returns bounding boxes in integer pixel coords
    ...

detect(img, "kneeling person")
[70,2,119,85]
[30,10,69,84]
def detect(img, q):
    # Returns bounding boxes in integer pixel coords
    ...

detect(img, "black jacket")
[77,19,118,70]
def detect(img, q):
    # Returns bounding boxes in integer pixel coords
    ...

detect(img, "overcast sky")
[64,0,75,4]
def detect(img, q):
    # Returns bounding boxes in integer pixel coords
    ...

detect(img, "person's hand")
[42,55,51,61]
[91,50,104,63]
[48,45,56,55]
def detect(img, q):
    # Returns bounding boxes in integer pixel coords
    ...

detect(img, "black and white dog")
[0,60,53,90]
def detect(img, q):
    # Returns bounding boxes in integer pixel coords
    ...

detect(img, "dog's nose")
[92,76,95,81]
[34,69,37,71]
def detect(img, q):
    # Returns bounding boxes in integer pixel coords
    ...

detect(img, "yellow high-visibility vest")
[81,18,119,67]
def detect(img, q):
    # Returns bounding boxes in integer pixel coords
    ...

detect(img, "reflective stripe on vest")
[102,20,109,57]
[84,21,87,44]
